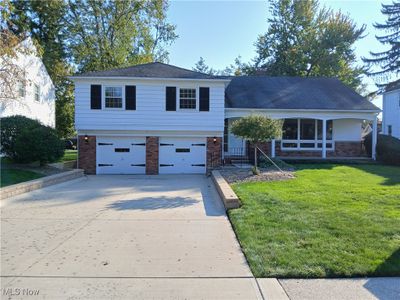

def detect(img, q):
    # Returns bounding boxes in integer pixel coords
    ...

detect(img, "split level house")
[382,79,400,139]
[0,36,56,127]
[71,62,380,175]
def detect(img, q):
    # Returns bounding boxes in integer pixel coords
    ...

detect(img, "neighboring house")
[382,80,400,139]
[71,62,380,175]
[0,37,56,127]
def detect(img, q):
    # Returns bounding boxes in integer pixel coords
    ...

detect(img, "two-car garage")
[96,136,207,174]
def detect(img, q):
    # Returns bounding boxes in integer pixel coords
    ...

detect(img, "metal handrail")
[256,146,284,173]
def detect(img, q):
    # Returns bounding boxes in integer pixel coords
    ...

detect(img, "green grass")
[229,164,400,278]
[59,150,77,162]
[1,168,44,187]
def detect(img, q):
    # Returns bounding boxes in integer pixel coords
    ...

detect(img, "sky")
[166,0,394,111]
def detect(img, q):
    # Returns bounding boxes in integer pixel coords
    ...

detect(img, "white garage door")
[96,137,146,174]
[159,137,206,174]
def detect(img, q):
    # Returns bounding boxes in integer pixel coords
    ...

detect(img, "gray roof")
[73,62,222,80]
[385,79,400,93]
[225,76,380,111]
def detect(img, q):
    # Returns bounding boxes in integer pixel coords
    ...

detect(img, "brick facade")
[327,141,366,157]
[78,135,96,174]
[245,140,367,160]
[207,137,222,171]
[146,136,159,175]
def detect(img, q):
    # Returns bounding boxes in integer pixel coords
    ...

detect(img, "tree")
[66,0,178,73]
[0,0,30,109]
[253,0,365,91]
[230,115,282,172]
[193,56,250,76]
[363,1,400,90]
[193,57,217,75]
[9,0,76,138]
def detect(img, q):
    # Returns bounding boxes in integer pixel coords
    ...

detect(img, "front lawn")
[1,168,44,187]
[59,150,77,162]
[229,164,400,278]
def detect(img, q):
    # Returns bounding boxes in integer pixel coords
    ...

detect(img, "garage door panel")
[96,137,146,174]
[159,137,206,174]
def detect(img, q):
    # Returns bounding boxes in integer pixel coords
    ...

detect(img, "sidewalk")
[278,277,400,300]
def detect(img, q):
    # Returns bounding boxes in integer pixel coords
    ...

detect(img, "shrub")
[364,133,400,166]
[14,125,65,165]
[0,116,42,160]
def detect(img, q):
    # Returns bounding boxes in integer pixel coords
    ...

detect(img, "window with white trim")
[34,84,40,102]
[18,81,26,98]
[281,119,333,150]
[105,86,122,108]
[179,88,196,109]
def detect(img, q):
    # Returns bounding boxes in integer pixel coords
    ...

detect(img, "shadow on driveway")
[106,196,198,211]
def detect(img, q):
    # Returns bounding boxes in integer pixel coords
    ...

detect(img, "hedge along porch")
[224,109,379,160]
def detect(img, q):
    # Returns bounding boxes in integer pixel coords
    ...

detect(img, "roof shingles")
[225,76,380,111]
[74,62,220,79]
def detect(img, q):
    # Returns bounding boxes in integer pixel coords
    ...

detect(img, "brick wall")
[207,137,222,171]
[327,141,366,157]
[78,135,96,174]
[146,136,159,175]
[246,140,366,159]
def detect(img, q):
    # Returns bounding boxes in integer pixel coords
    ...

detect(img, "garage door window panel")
[105,86,123,108]
[179,88,196,109]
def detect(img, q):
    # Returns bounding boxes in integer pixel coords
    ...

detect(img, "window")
[282,119,298,139]
[300,119,315,140]
[34,84,40,102]
[105,86,122,108]
[115,148,130,152]
[317,120,333,140]
[18,81,26,97]
[388,125,392,136]
[179,88,196,109]
[281,118,334,150]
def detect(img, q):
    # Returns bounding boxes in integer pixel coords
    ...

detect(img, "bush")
[364,133,400,166]
[1,116,43,160]
[1,116,64,165]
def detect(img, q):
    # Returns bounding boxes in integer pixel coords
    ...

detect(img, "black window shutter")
[166,86,176,111]
[125,85,136,110]
[90,85,102,109]
[199,87,210,111]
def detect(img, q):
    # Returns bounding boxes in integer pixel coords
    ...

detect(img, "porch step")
[230,159,250,164]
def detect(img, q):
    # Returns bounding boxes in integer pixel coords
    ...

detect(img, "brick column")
[78,135,96,174]
[207,137,222,171]
[146,136,159,175]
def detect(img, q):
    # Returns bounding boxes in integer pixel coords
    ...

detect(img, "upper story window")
[179,88,196,109]
[105,86,122,108]
[18,81,26,98]
[34,84,40,102]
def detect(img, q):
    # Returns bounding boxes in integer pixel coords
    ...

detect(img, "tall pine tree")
[363,1,400,89]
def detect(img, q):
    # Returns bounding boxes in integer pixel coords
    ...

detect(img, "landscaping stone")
[220,166,295,183]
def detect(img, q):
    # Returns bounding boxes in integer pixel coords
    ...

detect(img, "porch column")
[372,116,378,160]
[271,139,276,158]
[322,119,327,159]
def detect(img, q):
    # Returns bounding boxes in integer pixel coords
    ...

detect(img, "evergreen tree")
[363,1,400,89]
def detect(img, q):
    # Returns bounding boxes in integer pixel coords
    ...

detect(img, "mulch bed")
[220,166,295,183]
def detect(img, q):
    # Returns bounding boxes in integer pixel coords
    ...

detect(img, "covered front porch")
[223,109,379,161]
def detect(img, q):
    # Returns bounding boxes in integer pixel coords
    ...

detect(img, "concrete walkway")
[1,175,262,299]
[279,278,400,300]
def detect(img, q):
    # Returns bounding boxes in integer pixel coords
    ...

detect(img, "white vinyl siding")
[382,90,400,139]
[74,80,225,133]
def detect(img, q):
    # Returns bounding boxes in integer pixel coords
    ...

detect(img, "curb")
[0,169,84,200]
[211,170,241,209]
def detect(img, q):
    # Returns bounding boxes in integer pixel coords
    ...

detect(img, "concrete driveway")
[1,175,262,299]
